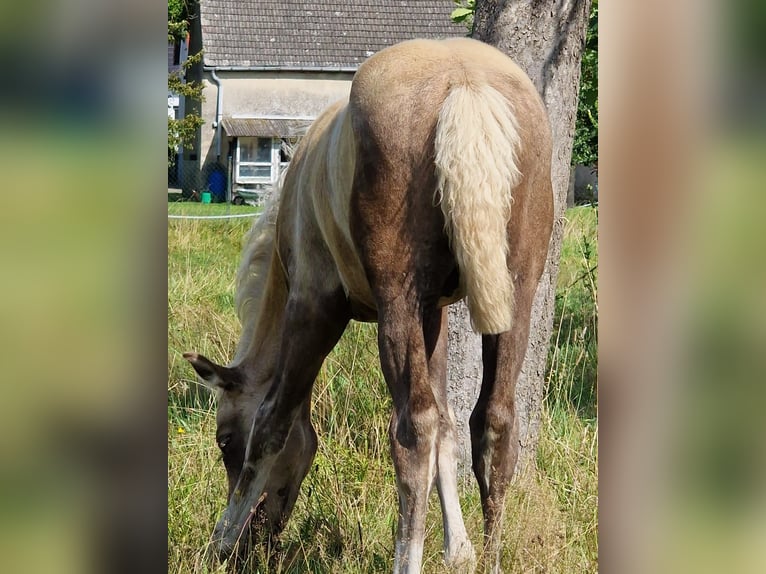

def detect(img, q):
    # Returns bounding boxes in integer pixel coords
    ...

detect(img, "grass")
[168,204,598,573]
[168,201,261,217]
[548,205,598,422]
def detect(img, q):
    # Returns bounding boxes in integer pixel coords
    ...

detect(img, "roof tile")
[199,0,465,68]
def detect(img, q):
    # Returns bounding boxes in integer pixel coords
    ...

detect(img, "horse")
[184,37,553,573]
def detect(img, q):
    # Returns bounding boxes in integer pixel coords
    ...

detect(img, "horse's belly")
[337,266,378,322]
[342,268,464,323]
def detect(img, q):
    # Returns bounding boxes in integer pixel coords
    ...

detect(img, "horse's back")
[348,37,550,222]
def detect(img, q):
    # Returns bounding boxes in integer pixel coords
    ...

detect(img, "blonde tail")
[434,84,523,334]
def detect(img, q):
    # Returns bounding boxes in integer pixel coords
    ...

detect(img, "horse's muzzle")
[211,516,248,563]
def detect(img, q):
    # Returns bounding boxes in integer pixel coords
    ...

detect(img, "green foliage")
[450,0,476,31]
[572,0,598,166]
[168,51,205,164]
[168,0,190,41]
[168,0,204,167]
[168,0,185,21]
[168,22,187,43]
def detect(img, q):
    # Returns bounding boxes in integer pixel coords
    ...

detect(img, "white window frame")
[235,137,281,185]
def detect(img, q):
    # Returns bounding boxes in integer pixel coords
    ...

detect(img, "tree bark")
[446,300,482,478]
[447,0,591,475]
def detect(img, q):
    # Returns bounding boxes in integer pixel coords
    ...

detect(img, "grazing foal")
[185,37,553,573]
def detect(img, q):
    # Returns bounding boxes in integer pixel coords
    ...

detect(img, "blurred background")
[0,0,167,573]
[599,1,766,573]
[0,0,764,573]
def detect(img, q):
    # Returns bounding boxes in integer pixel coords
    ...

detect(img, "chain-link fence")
[168,152,217,200]
[169,137,299,205]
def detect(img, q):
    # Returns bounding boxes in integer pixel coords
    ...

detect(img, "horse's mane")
[232,190,281,365]
[232,124,316,366]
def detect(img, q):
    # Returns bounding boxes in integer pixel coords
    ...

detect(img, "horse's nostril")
[216,543,231,561]
[214,535,241,563]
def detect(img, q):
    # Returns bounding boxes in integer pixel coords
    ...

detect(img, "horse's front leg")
[213,288,351,558]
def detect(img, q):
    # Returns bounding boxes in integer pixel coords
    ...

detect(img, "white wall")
[198,71,354,176]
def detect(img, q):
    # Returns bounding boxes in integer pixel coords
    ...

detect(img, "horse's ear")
[183,352,242,391]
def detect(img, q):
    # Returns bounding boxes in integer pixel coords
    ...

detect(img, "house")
[180,0,464,202]
[167,34,188,119]
[168,33,190,189]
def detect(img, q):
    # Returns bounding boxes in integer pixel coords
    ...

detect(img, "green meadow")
[168,202,598,573]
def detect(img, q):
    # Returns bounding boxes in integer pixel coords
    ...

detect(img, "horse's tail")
[434,83,523,334]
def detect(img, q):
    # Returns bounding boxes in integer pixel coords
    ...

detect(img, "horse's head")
[183,352,318,562]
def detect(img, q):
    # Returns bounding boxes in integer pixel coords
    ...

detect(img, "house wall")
[187,71,353,194]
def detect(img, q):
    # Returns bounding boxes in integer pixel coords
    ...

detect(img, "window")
[236,137,278,183]
[235,136,302,187]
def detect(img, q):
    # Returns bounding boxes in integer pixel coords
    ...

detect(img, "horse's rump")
[347,37,546,333]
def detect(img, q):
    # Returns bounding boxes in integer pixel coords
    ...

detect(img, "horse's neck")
[231,200,288,385]
[232,251,287,384]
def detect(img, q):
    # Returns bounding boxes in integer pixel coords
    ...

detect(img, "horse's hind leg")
[469,269,540,573]
[376,291,441,574]
[426,307,476,569]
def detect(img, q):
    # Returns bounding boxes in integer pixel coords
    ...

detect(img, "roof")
[199,0,466,69]
[221,117,314,137]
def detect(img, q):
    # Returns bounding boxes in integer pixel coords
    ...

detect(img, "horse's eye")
[217,434,232,451]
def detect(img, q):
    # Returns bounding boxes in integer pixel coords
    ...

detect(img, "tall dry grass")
[168,203,598,573]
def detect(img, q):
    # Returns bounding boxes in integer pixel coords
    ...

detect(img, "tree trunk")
[447,0,591,475]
